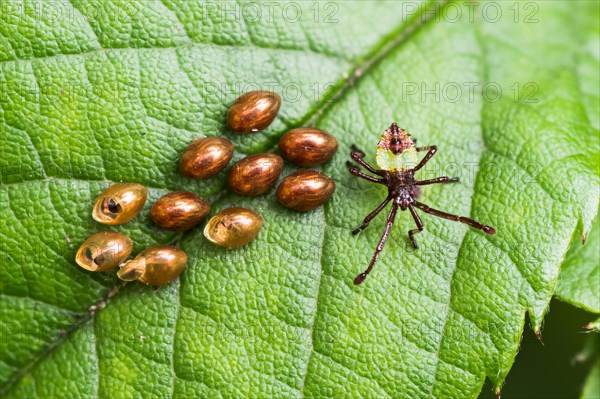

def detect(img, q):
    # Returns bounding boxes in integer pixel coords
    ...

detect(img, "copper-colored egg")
[151,191,211,231]
[227,154,284,196]
[75,231,133,272]
[117,245,188,287]
[227,91,281,133]
[204,207,263,249]
[276,170,336,212]
[180,137,234,180]
[92,183,147,225]
[278,127,338,167]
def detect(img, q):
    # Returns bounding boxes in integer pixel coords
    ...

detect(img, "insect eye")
[107,198,121,214]
[75,231,133,272]
[117,246,188,287]
[92,183,147,225]
[93,253,105,266]
[204,207,263,249]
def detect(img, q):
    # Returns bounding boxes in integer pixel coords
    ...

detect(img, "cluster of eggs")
[75,183,190,286]
[75,91,337,287]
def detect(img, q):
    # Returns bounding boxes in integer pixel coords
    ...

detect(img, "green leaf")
[581,355,600,399]
[586,319,600,333]
[1,1,598,398]
[572,330,600,399]
[574,333,600,399]
[556,215,600,313]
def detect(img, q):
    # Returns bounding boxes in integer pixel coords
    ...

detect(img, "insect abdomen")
[376,147,418,171]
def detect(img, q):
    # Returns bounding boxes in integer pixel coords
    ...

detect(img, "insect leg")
[346,162,386,184]
[413,201,496,235]
[413,145,437,171]
[354,202,399,285]
[350,149,384,175]
[416,176,459,186]
[416,145,435,152]
[408,205,423,248]
[352,195,393,234]
[350,144,366,158]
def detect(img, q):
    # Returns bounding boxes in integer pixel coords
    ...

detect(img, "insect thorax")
[376,123,418,171]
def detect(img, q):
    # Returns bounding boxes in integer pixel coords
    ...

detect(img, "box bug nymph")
[348,122,496,285]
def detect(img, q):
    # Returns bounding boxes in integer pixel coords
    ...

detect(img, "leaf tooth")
[534,328,543,344]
